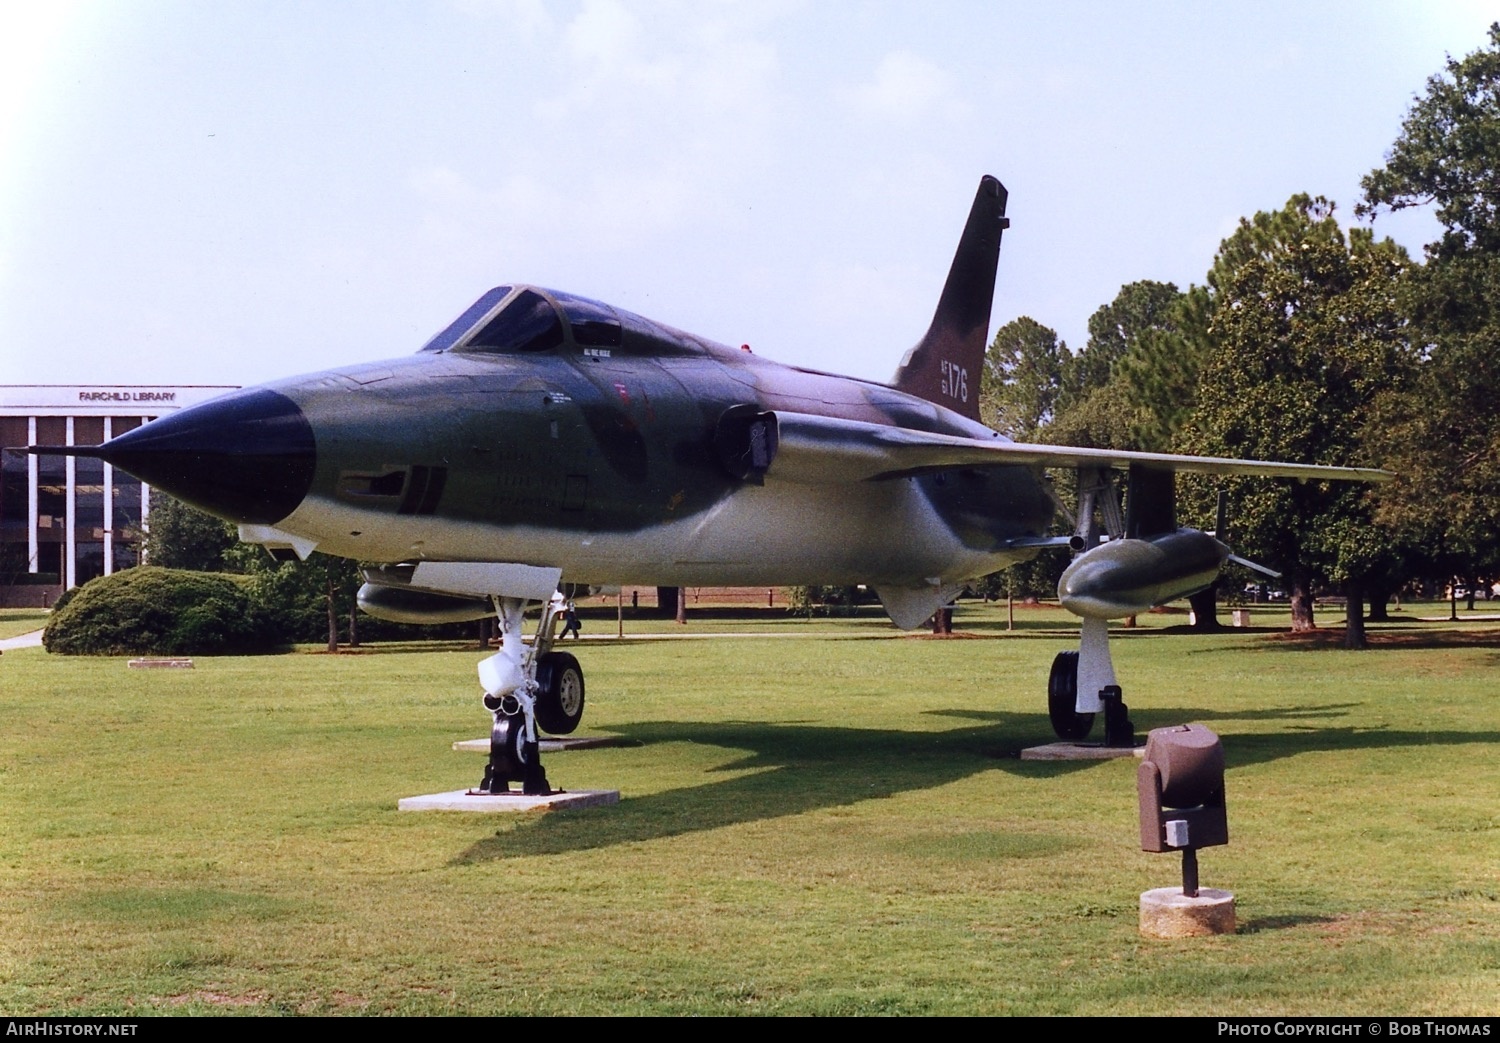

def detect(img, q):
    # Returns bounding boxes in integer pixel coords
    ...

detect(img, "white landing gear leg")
[1048,468,1135,746]
[475,594,568,795]
[1046,617,1135,746]
[1080,616,1134,747]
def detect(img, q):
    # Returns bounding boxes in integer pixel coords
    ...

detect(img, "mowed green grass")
[0,604,1496,1015]
[0,607,51,640]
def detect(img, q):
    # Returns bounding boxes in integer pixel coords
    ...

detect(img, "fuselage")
[96,285,1057,589]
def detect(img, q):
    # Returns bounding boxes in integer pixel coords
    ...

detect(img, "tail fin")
[890,175,1008,424]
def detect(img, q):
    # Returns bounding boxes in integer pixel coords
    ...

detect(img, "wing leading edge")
[765,412,1392,485]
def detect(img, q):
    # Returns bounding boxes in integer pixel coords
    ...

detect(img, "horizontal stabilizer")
[765,412,1392,485]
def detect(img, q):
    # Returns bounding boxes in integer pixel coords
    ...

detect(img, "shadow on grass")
[454,714,1097,863]
[453,697,1500,862]
[928,702,1366,727]
[1245,627,1500,651]
[1238,914,1340,933]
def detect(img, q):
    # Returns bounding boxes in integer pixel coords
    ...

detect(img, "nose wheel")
[479,710,549,795]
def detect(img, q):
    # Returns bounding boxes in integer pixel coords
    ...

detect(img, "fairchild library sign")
[76,389,181,404]
[0,385,234,414]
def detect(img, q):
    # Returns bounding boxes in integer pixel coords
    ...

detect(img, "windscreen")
[418,286,513,353]
[464,289,565,354]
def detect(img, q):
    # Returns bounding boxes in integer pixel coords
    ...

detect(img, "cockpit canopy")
[418,286,623,355]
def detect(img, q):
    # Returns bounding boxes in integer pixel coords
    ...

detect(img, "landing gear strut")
[474,593,585,794]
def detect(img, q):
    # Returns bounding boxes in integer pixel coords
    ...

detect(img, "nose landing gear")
[474,593,584,795]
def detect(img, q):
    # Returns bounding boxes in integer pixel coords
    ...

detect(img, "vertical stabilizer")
[890,176,1009,424]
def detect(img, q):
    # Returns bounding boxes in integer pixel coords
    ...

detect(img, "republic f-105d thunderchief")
[37,176,1389,793]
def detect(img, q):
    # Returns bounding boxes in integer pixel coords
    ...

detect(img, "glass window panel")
[419,286,513,353]
[74,417,105,445]
[464,289,564,353]
[111,542,138,572]
[112,472,142,536]
[552,291,623,347]
[0,417,27,450]
[76,542,104,584]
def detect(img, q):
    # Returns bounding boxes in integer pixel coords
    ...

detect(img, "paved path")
[1414,614,1500,622]
[0,629,44,651]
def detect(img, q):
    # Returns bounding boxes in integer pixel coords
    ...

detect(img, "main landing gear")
[475,593,588,795]
[1046,624,1135,747]
[1047,468,1136,748]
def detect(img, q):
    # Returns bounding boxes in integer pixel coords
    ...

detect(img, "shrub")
[43,567,280,656]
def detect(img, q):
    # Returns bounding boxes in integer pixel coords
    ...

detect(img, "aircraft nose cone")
[99,388,315,525]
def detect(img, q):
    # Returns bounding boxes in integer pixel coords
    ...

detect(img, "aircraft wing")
[767,412,1392,484]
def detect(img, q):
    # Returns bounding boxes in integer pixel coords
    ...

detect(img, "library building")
[0,385,236,606]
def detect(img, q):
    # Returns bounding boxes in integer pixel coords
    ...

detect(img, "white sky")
[0,1,1493,388]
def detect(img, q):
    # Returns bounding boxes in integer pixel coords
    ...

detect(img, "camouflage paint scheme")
[40,177,1386,633]
[261,298,1054,591]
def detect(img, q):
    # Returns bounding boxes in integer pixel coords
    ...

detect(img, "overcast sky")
[1,1,1493,389]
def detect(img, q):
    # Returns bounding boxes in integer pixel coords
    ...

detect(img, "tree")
[1114,285,1215,453]
[1359,24,1500,595]
[1049,280,1203,454]
[1183,196,1412,641]
[1357,23,1500,254]
[225,544,364,652]
[980,317,1065,440]
[1060,280,1183,413]
[142,491,237,572]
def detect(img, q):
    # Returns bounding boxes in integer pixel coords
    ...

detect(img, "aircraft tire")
[1047,650,1095,742]
[535,651,586,735]
[483,710,530,791]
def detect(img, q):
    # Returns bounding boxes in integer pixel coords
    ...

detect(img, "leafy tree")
[1049,280,1204,454]
[1113,285,1215,452]
[142,491,238,572]
[225,544,364,652]
[1358,24,1500,594]
[980,317,1065,440]
[1060,280,1183,414]
[1357,23,1500,254]
[1042,380,1150,452]
[1183,196,1412,642]
[140,492,357,650]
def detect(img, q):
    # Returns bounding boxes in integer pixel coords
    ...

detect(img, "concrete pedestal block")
[1139,887,1236,938]
[398,789,620,812]
[1021,742,1144,761]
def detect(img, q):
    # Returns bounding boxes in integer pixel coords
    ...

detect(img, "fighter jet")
[35,176,1389,793]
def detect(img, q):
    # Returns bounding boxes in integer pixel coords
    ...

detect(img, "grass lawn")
[0,607,50,641]
[0,601,1496,1015]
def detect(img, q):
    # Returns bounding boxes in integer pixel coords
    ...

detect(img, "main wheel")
[1048,650,1095,742]
[534,651,586,735]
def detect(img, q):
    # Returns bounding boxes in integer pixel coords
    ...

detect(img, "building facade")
[0,385,237,605]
